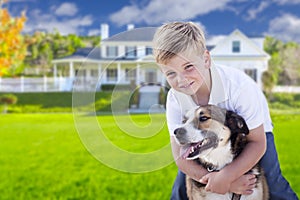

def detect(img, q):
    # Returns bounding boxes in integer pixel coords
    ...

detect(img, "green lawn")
[0,112,299,199]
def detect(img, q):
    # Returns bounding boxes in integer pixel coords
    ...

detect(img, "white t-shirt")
[166,63,273,136]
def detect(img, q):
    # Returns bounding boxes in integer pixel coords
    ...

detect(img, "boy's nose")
[177,73,189,83]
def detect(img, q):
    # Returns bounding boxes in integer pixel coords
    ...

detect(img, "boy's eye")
[184,64,194,70]
[166,71,175,77]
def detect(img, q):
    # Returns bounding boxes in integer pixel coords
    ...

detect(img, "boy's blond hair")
[152,21,206,64]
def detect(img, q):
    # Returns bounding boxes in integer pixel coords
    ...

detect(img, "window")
[244,69,257,81]
[106,68,118,81]
[91,69,99,77]
[125,68,136,81]
[146,46,153,55]
[106,46,118,57]
[125,46,137,58]
[232,41,240,53]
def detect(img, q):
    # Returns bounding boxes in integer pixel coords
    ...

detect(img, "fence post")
[43,75,47,92]
[20,76,24,92]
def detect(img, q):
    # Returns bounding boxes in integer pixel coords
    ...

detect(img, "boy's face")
[160,51,211,96]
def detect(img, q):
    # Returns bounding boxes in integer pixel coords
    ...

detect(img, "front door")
[145,69,157,83]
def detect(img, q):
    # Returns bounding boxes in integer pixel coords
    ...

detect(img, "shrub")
[0,94,18,113]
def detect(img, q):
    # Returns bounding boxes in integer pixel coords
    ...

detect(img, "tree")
[24,31,85,75]
[278,42,300,85]
[0,0,27,76]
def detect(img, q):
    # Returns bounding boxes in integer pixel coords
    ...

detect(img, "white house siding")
[212,57,269,87]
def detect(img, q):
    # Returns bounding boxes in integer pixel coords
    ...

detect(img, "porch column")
[117,63,121,83]
[136,63,140,85]
[257,68,263,89]
[98,63,102,78]
[69,62,74,78]
[97,63,102,90]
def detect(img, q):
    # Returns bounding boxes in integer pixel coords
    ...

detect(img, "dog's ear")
[225,111,249,135]
[226,111,249,157]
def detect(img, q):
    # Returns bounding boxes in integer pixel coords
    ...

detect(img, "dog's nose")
[174,128,186,136]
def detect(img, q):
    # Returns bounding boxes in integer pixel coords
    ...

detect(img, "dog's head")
[174,105,249,160]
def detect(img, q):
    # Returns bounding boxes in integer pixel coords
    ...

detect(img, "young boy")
[152,21,298,200]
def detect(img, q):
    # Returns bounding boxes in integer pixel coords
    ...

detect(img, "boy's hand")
[199,171,232,194]
[230,174,257,195]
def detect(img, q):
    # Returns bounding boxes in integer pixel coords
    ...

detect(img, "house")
[210,29,270,88]
[52,24,270,91]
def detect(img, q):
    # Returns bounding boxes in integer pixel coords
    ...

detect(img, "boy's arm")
[200,124,267,194]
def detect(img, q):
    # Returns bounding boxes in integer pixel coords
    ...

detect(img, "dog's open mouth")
[181,136,218,160]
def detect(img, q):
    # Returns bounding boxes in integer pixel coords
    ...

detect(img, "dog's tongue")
[180,146,192,159]
[180,142,201,159]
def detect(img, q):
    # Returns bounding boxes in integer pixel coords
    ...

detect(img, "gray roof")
[59,47,142,61]
[62,47,101,60]
[103,27,157,42]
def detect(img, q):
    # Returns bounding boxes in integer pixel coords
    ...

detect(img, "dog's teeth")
[191,146,194,152]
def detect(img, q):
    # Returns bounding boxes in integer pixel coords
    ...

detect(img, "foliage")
[23,31,86,76]
[129,87,140,107]
[159,87,166,106]
[0,93,17,113]
[0,91,130,113]
[0,93,17,104]
[0,0,27,76]
[263,36,300,93]
[268,93,300,110]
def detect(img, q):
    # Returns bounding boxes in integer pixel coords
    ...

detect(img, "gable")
[210,30,269,58]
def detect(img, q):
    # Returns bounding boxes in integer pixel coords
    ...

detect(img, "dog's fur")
[174,105,269,200]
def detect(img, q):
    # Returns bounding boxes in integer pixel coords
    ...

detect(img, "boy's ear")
[203,50,211,69]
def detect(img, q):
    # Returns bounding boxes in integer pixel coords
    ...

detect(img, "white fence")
[0,77,300,93]
[0,76,100,92]
[0,76,73,92]
[273,86,300,93]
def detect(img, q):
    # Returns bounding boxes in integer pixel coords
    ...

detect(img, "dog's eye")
[199,116,210,122]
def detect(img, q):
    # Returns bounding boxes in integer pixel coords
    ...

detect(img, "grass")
[0,112,299,199]
[0,113,176,200]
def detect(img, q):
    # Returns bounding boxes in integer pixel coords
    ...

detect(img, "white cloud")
[23,6,93,35]
[273,0,300,5]
[206,35,226,46]
[245,1,270,20]
[109,0,231,26]
[55,2,78,17]
[266,13,300,42]
[88,29,101,36]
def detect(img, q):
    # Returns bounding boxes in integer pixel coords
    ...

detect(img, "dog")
[174,105,269,200]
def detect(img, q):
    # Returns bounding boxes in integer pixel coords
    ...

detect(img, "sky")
[5,0,300,43]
